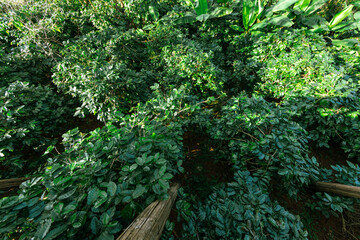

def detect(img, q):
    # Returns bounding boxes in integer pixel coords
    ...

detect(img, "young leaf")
[329,5,354,29]
[149,5,159,21]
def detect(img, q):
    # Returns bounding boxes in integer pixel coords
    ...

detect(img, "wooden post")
[117,183,180,240]
[0,178,29,190]
[312,182,360,199]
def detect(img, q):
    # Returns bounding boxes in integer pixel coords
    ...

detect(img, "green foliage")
[0,81,75,178]
[1,0,360,239]
[174,0,233,24]
[212,94,320,197]
[181,170,308,239]
[246,29,358,98]
[285,94,360,159]
[0,120,184,238]
[159,40,226,96]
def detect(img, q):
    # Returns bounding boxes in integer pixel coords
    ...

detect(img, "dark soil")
[309,140,352,169]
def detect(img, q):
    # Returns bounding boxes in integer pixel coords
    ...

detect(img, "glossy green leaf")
[63,203,76,214]
[132,185,146,199]
[36,219,52,239]
[91,217,101,235]
[332,39,359,47]
[54,202,64,214]
[329,5,354,28]
[293,0,311,11]
[271,0,298,13]
[305,0,327,15]
[195,0,209,16]
[58,187,77,200]
[268,15,294,27]
[108,181,117,197]
[43,225,67,240]
[211,7,233,18]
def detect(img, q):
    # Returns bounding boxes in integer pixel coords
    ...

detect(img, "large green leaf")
[332,39,359,48]
[304,0,327,15]
[271,0,298,13]
[353,1,360,7]
[269,15,294,27]
[355,11,360,31]
[293,0,311,11]
[243,0,259,31]
[195,0,209,16]
[211,7,233,17]
[329,5,354,28]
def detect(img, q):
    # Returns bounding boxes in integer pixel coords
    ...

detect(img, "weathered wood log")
[0,178,29,190]
[117,183,180,240]
[312,182,360,199]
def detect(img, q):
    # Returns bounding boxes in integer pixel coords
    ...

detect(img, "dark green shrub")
[245,29,357,99]
[0,81,75,178]
[159,40,226,96]
[181,170,308,239]
[211,93,320,197]
[53,24,184,121]
[285,94,360,160]
[0,82,205,239]
[0,120,184,239]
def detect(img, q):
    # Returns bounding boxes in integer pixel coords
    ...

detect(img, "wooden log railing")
[312,182,360,199]
[0,178,29,190]
[117,183,180,240]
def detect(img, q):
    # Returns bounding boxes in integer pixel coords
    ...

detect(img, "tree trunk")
[117,183,180,240]
[0,178,29,190]
[312,182,360,199]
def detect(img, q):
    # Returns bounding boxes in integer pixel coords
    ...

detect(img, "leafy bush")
[53,24,185,121]
[159,40,226,96]
[285,94,360,160]
[0,120,184,239]
[0,81,75,178]
[212,93,320,197]
[246,29,358,99]
[1,0,360,239]
[181,170,308,239]
[0,81,206,238]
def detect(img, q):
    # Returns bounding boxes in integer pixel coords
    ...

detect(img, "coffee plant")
[212,94,321,197]
[1,0,360,239]
[243,28,358,99]
[0,81,75,178]
[180,170,308,239]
